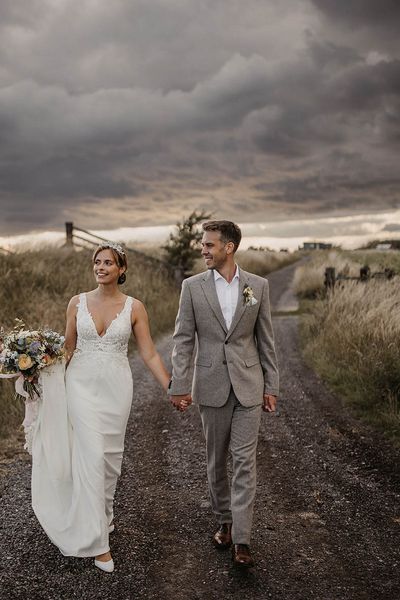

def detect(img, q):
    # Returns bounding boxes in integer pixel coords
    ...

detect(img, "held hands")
[263,393,277,413]
[169,393,192,413]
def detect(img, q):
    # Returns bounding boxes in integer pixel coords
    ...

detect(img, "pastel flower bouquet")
[0,319,65,401]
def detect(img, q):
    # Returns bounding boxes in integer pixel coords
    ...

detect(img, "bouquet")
[0,319,65,401]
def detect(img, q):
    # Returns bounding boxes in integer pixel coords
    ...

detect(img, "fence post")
[384,268,395,280]
[324,267,336,289]
[65,222,73,246]
[360,265,370,282]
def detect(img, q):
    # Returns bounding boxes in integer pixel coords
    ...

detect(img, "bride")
[32,242,171,573]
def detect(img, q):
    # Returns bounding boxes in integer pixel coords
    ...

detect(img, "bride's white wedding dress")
[31,293,134,557]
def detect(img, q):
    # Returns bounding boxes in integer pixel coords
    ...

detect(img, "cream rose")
[18,354,33,370]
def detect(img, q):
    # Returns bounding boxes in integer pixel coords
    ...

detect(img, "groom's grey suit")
[170,267,279,544]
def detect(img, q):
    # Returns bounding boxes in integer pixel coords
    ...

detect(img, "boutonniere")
[243,285,258,306]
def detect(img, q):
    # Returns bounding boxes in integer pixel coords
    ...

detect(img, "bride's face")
[93,249,123,285]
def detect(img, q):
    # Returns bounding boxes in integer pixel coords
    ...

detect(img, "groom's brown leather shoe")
[232,544,255,569]
[213,523,232,549]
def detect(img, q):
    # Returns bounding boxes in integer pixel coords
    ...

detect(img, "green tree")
[163,210,212,276]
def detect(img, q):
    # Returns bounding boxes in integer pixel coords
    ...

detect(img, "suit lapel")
[226,269,249,340]
[200,270,228,333]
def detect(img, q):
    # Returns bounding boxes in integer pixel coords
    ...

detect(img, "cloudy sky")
[0,0,399,243]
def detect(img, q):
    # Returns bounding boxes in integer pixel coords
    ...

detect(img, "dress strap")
[77,293,86,310]
[125,296,134,317]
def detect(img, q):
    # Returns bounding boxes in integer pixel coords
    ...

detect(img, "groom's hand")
[263,393,277,413]
[169,394,192,413]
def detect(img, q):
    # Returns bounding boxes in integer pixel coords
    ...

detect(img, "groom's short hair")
[202,220,242,252]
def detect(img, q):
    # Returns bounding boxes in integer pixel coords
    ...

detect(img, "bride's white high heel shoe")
[94,557,114,573]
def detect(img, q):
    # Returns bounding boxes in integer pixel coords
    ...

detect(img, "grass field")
[296,250,400,444]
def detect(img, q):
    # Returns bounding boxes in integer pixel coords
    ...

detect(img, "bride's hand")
[169,394,192,412]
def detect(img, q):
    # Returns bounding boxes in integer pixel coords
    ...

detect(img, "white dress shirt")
[213,265,240,330]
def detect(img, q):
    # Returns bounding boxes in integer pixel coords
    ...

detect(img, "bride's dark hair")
[92,243,128,285]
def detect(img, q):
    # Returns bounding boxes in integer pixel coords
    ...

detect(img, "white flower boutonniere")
[243,285,258,306]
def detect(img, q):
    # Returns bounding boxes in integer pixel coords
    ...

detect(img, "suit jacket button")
[224,341,229,345]
[223,360,227,365]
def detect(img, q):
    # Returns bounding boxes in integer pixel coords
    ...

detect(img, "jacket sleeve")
[170,279,196,395]
[255,278,279,396]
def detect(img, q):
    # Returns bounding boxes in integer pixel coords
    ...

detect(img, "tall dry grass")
[236,249,300,276]
[298,251,400,442]
[0,247,179,438]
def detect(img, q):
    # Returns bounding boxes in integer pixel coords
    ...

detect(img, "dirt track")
[1,261,399,600]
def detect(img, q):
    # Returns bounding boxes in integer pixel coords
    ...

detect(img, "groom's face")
[201,231,229,270]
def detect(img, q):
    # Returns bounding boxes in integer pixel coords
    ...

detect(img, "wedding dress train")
[31,293,133,557]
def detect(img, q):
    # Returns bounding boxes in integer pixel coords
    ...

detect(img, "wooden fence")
[64,222,181,282]
[324,265,396,289]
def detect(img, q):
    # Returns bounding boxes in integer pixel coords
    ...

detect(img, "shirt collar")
[213,264,239,283]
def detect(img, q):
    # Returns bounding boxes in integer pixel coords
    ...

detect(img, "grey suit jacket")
[170,267,279,407]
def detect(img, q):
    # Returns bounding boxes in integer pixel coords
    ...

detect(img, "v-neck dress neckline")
[84,293,129,339]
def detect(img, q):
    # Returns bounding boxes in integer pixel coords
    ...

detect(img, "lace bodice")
[74,293,133,356]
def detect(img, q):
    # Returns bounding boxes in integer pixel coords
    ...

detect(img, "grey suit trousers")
[199,388,262,545]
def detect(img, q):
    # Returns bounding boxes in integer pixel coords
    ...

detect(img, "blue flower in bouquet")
[29,341,41,354]
[1,350,18,371]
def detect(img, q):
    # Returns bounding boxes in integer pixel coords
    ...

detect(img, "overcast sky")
[0,0,399,236]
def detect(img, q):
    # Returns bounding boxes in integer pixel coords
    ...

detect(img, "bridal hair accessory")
[99,241,126,255]
[243,285,258,306]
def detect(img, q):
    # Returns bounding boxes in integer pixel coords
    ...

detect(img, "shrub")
[162,211,211,275]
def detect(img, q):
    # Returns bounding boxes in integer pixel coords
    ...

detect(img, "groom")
[169,220,279,569]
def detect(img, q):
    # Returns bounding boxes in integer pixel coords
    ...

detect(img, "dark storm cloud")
[311,1,400,28]
[0,0,399,235]
[263,173,400,207]
[0,155,141,198]
[383,223,400,232]
[310,0,400,56]
[243,40,400,158]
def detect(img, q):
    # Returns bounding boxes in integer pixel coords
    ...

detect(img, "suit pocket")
[245,355,261,367]
[195,356,212,367]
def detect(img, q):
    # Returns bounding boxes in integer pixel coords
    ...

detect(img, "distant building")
[376,243,392,251]
[362,239,400,250]
[301,241,333,250]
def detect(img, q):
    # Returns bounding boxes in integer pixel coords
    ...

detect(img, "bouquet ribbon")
[0,372,30,399]
[0,372,39,448]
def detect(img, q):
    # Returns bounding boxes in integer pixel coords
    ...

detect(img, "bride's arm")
[131,300,170,391]
[64,296,79,367]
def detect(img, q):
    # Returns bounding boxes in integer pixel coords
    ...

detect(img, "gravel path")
[1,261,399,600]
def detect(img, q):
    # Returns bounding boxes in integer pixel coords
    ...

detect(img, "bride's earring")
[118,273,126,284]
